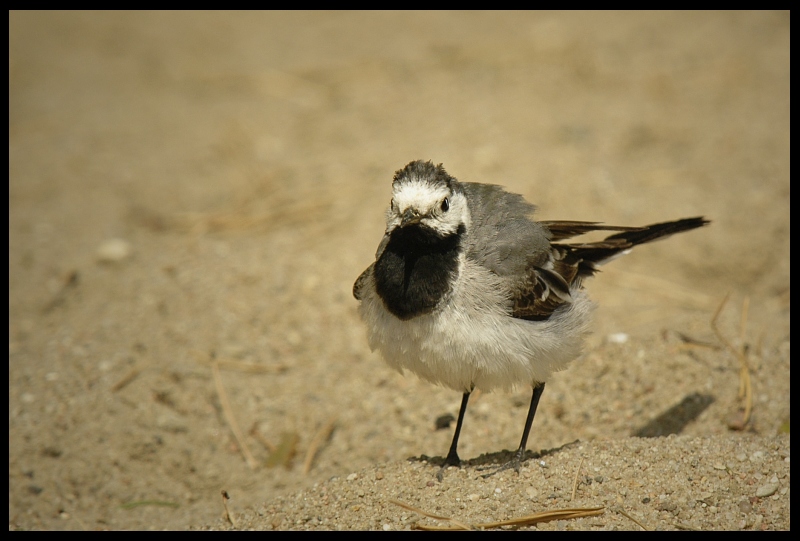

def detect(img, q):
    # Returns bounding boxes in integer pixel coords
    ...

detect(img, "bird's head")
[385,160,470,238]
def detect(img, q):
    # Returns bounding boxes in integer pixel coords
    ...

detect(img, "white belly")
[357,261,593,393]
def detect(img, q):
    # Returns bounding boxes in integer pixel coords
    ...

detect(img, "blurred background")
[9,11,789,529]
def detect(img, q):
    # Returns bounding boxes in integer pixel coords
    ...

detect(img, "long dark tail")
[512,217,709,321]
[544,217,709,270]
[604,217,710,246]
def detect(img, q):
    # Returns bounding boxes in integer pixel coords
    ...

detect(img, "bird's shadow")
[408,439,582,470]
[408,392,715,473]
[632,392,715,438]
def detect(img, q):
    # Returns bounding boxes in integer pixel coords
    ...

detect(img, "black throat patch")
[374,224,464,320]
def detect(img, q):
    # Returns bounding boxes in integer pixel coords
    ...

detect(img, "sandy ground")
[9,11,789,530]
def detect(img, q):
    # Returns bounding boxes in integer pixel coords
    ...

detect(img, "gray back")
[461,182,551,277]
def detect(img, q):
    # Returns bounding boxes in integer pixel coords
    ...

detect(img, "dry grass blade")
[390,499,604,531]
[221,490,237,528]
[471,507,605,529]
[120,500,179,509]
[602,267,714,310]
[571,456,585,501]
[110,367,141,392]
[710,294,753,428]
[671,331,720,350]
[389,499,473,530]
[41,270,79,314]
[215,358,288,374]
[250,424,277,453]
[303,416,337,475]
[212,361,259,470]
[612,506,649,530]
[738,297,753,419]
[134,200,330,234]
[190,349,287,374]
[265,431,299,469]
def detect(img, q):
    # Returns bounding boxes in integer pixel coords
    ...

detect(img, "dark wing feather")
[541,221,641,241]
[603,217,710,245]
[510,217,709,321]
[353,264,373,300]
[510,243,596,321]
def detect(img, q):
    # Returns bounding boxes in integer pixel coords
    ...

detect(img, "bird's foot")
[435,450,462,482]
[480,448,526,478]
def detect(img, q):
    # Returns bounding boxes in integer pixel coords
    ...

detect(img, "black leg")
[517,382,546,455]
[482,382,546,477]
[437,391,470,480]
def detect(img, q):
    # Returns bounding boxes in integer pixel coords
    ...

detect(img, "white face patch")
[393,180,451,216]
[386,180,470,236]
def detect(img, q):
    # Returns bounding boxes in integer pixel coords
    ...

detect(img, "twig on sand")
[571,456,585,501]
[711,294,753,429]
[221,490,237,528]
[303,416,337,475]
[390,499,604,530]
[213,361,259,470]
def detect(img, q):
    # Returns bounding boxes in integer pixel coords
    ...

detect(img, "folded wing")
[511,217,709,321]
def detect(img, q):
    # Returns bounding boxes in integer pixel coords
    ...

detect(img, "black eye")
[441,198,450,212]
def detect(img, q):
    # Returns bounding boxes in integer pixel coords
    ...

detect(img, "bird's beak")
[401,208,422,227]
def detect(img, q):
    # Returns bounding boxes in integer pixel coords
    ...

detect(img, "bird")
[353,159,709,478]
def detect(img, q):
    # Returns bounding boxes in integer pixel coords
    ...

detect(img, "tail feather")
[603,217,710,246]
[511,216,709,321]
[558,216,709,270]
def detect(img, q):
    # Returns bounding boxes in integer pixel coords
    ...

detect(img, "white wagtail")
[353,160,709,477]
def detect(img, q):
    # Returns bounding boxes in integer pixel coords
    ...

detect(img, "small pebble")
[607,332,629,344]
[96,238,132,263]
[755,483,779,498]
